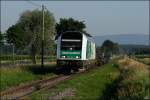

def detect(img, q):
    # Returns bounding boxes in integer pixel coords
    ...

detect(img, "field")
[115,57,150,99]
[0,55,56,90]
[19,57,149,100]
[1,1,149,99]
[133,55,150,65]
[1,56,149,99]
[1,55,56,61]
[1,55,56,67]
[138,57,150,65]
[0,63,57,91]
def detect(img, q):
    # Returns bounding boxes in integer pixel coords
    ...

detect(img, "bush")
[116,58,150,99]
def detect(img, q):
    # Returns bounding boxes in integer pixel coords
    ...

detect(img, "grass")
[135,55,149,59]
[115,57,150,99]
[0,64,57,91]
[1,55,56,61]
[136,57,150,65]
[24,61,119,100]
[132,55,150,65]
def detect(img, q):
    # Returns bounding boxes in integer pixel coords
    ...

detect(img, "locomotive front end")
[56,31,83,69]
[56,31,96,73]
[60,32,82,60]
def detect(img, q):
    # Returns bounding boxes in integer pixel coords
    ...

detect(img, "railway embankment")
[1,57,149,99]
[101,57,150,100]
[23,60,119,99]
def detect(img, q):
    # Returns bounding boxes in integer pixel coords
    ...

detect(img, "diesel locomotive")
[56,31,96,72]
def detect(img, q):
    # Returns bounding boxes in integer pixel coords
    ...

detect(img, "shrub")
[116,57,150,99]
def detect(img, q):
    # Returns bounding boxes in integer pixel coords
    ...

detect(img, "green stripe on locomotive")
[61,50,81,59]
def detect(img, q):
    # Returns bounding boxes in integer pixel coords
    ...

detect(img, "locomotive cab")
[60,32,82,60]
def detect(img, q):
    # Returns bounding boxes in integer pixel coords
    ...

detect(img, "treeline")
[0,9,88,64]
[96,40,120,62]
[96,41,150,58]
[120,44,150,55]
[1,8,149,64]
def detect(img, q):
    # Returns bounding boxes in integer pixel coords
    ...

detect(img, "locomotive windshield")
[61,32,82,50]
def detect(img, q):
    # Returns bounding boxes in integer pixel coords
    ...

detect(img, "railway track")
[0,75,71,100]
[0,61,102,100]
[0,66,92,100]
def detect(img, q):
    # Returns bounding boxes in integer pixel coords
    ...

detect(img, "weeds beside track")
[0,63,57,91]
[24,61,119,100]
[0,75,70,99]
[103,57,150,100]
[0,64,102,99]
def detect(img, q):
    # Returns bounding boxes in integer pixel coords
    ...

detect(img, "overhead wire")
[26,0,48,12]
[26,0,41,8]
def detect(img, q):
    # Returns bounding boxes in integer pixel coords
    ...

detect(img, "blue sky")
[1,1,149,36]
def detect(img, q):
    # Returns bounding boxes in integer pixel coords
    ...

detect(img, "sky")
[1,1,149,36]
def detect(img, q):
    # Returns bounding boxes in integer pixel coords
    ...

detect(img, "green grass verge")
[25,61,119,100]
[0,64,57,91]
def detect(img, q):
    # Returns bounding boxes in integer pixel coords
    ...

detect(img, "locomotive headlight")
[62,56,65,58]
[76,56,79,59]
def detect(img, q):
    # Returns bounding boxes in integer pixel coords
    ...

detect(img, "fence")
[0,44,56,67]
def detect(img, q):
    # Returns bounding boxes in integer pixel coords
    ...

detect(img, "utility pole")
[149,0,150,48]
[41,4,44,67]
[149,26,150,48]
[12,44,15,65]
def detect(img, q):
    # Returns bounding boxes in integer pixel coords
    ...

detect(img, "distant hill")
[120,44,149,49]
[93,34,149,46]
[119,44,150,55]
[119,44,149,51]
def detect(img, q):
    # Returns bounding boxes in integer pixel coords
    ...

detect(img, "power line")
[26,0,41,7]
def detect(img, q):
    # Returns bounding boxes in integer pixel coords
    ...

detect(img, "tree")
[101,40,119,55]
[6,9,56,64]
[6,24,26,49]
[55,18,89,39]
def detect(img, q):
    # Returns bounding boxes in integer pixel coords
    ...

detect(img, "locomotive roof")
[55,31,92,40]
